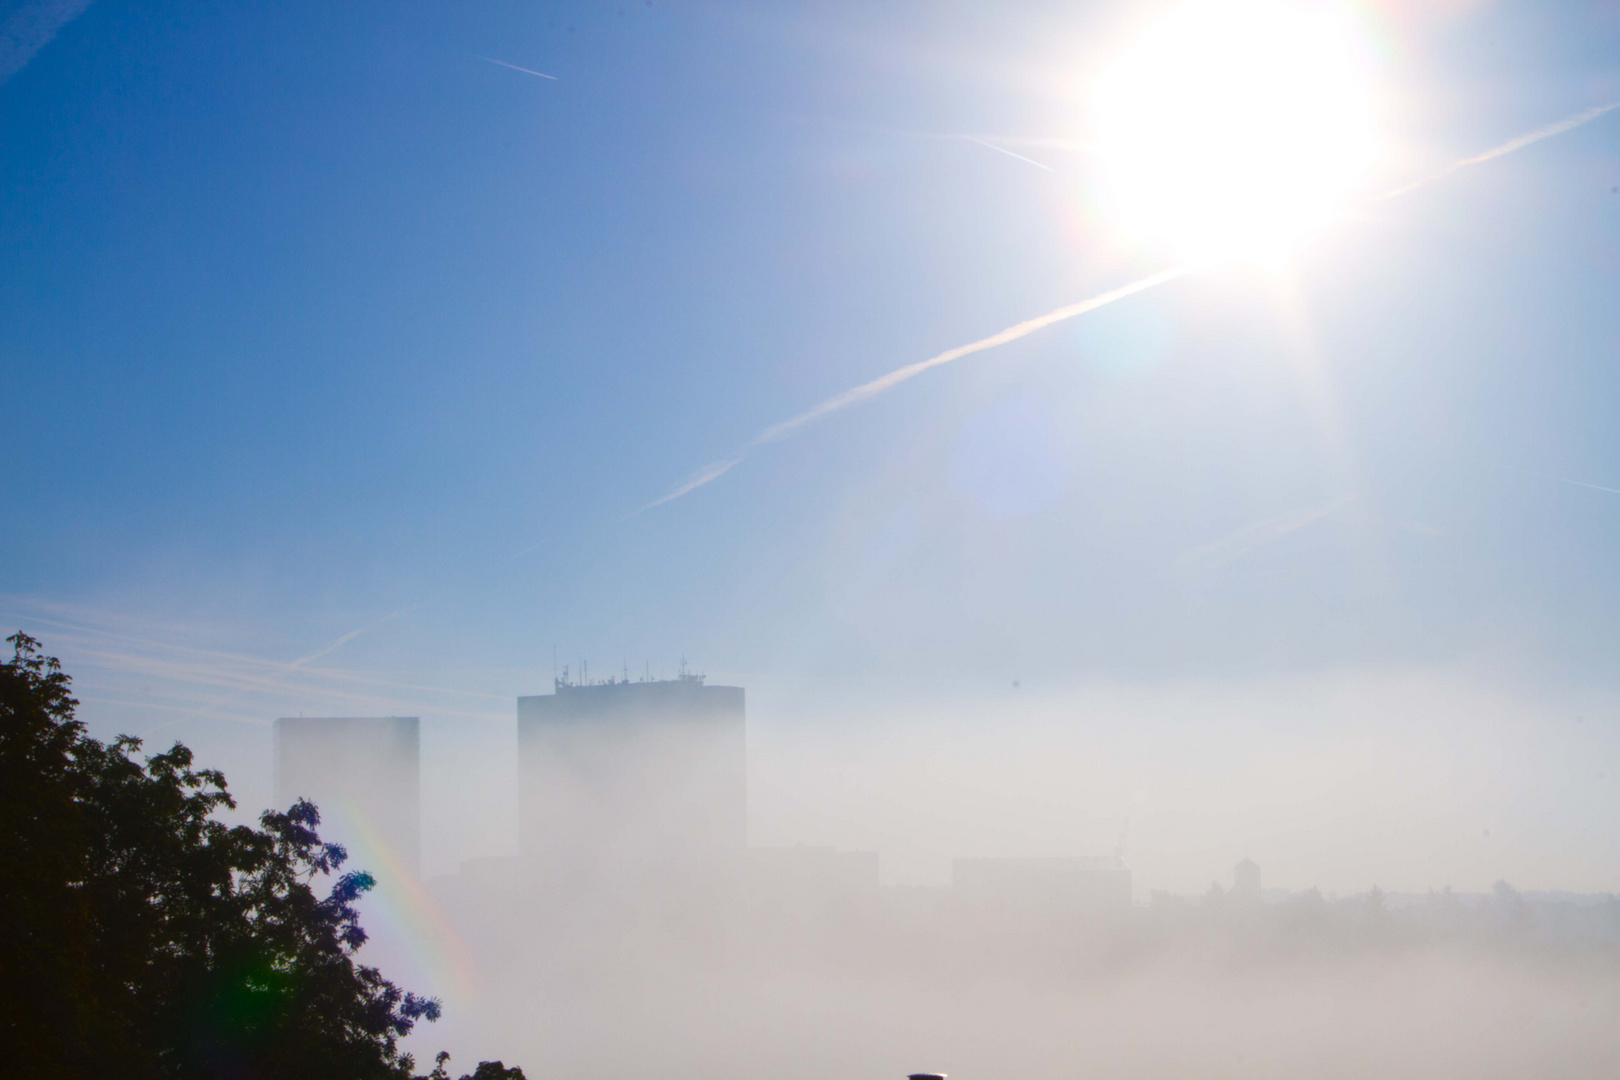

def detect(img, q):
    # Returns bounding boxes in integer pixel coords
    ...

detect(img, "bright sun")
[1092,0,1379,263]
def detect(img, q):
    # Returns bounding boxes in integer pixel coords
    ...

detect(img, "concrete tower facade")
[273,716,421,879]
[517,676,745,894]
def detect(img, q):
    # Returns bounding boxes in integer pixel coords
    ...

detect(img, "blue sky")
[4,0,1620,891]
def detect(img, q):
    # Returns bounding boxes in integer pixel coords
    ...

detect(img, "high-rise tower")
[517,674,745,894]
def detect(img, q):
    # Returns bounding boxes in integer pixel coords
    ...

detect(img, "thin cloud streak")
[0,0,92,84]
[982,135,1092,154]
[1546,475,1620,498]
[38,632,509,705]
[753,266,1191,446]
[960,135,1057,173]
[643,97,1620,513]
[289,605,419,667]
[33,95,1610,694]
[1176,493,1358,572]
[482,56,558,80]
[0,598,509,734]
[635,268,1190,511]
[639,457,741,512]
[1381,99,1620,199]
[944,133,1091,154]
[1505,466,1620,499]
[120,598,417,725]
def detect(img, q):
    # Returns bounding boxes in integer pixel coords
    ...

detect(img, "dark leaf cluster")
[423,1052,528,1080]
[1,633,520,1080]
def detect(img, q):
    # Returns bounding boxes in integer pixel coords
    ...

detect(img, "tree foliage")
[1,632,522,1080]
[424,1053,528,1080]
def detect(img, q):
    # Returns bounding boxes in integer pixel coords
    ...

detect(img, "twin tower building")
[273,674,746,891]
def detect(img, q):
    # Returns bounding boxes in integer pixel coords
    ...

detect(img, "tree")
[1,633,97,1078]
[423,1052,527,1080]
[1,633,516,1079]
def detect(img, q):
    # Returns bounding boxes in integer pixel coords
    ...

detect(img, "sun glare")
[1092,0,1379,263]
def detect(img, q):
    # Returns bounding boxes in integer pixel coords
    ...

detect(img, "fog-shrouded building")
[517,675,745,895]
[953,855,1132,913]
[273,716,421,879]
[746,844,880,916]
[1234,857,1262,900]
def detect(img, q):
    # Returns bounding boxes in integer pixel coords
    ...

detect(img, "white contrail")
[752,266,1191,446]
[140,602,424,730]
[982,135,1092,154]
[0,0,92,84]
[1176,493,1358,571]
[482,56,558,80]
[0,599,509,736]
[1504,466,1620,498]
[960,135,1057,173]
[641,97,1620,512]
[637,266,1190,510]
[288,604,418,667]
[1381,99,1620,199]
[1546,475,1620,498]
[640,457,741,512]
[108,95,1612,697]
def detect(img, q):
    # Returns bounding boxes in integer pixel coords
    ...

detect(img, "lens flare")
[1092,0,1379,262]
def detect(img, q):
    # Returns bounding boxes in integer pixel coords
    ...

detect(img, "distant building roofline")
[551,672,706,694]
[547,657,708,693]
[273,715,420,724]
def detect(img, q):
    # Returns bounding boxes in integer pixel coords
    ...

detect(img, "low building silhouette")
[747,844,880,916]
[952,855,1132,913]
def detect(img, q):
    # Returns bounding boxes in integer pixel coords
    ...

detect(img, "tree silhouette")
[423,1052,527,1080]
[1,632,520,1079]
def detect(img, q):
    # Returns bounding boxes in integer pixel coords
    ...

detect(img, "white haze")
[257,665,1620,1078]
[9,601,1620,1075]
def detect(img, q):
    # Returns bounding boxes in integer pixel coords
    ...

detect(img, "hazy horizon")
[6,0,1620,1075]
